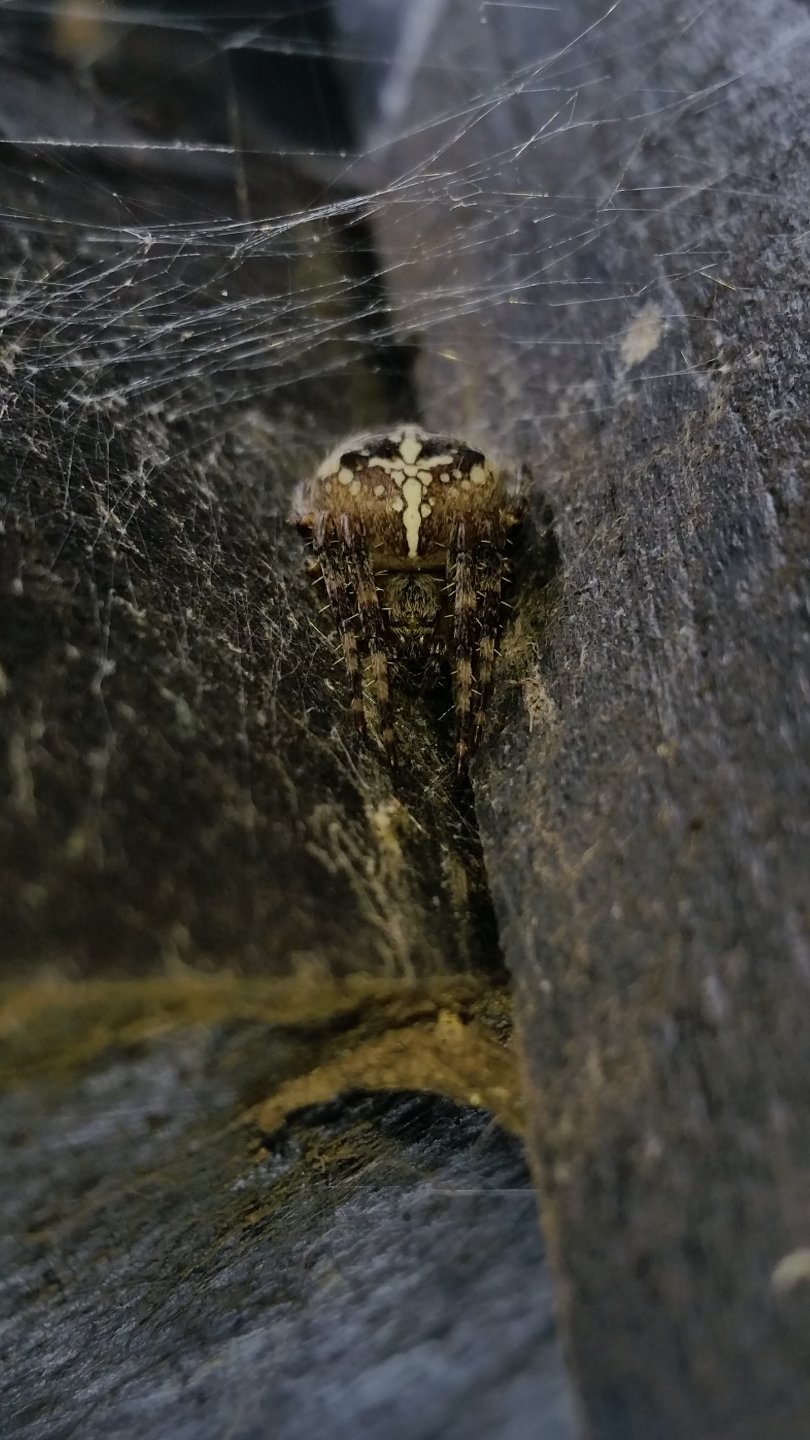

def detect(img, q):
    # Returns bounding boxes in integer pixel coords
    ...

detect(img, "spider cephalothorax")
[290,423,524,779]
[384,572,443,660]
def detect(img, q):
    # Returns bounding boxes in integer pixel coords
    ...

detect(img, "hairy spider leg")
[448,518,478,781]
[311,513,367,739]
[473,518,506,753]
[340,514,397,767]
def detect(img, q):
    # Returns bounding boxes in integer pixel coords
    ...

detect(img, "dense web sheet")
[3,0,806,446]
[2,0,809,975]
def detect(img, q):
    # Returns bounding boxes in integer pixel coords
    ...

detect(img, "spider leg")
[340,513,397,767]
[448,517,477,782]
[472,519,506,754]
[311,512,367,739]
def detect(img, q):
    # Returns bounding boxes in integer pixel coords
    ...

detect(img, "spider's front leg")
[448,518,478,782]
[339,514,398,768]
[311,512,367,741]
[472,518,507,755]
[449,516,509,780]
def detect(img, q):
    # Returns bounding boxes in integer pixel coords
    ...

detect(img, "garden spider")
[290,424,524,780]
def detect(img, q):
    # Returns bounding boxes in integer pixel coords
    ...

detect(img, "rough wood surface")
[4,2,810,1435]
[368,1,810,1435]
[1,1039,574,1440]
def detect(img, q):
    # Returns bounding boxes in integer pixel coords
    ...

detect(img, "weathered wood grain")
[0,1030,573,1440]
[368,0,810,1434]
[5,3,810,1434]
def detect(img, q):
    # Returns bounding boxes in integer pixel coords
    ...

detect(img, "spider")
[290,423,524,780]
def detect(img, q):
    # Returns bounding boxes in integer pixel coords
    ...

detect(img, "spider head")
[383,571,442,661]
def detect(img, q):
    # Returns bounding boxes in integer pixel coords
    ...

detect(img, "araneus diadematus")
[290,423,524,780]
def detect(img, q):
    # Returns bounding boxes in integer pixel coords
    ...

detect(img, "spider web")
[1,0,806,975]
[2,0,799,468]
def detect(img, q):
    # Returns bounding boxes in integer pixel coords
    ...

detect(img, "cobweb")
[1,0,806,933]
[2,0,799,479]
